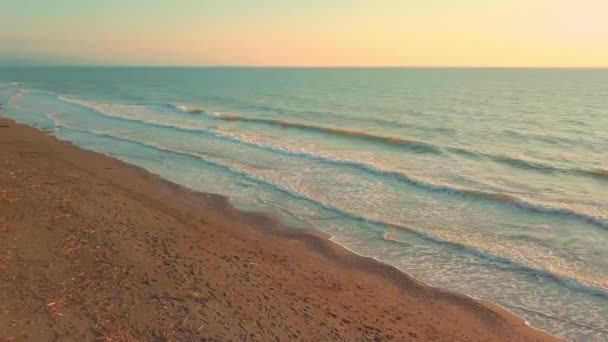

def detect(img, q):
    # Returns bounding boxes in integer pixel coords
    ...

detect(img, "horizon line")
[1,64,608,69]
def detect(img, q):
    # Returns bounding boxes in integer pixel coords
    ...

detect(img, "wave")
[54,95,608,231]
[236,101,430,131]
[150,105,608,182]
[48,123,608,298]
[59,96,443,155]
[461,188,608,229]
[218,114,443,154]
[96,97,442,154]
[585,169,608,179]
[59,95,608,183]
[490,155,608,182]
[489,154,608,181]
[450,148,608,182]
[504,304,608,334]
[490,155,563,173]
[165,103,221,115]
[379,229,608,300]
[222,131,608,231]
[175,104,204,114]
[502,129,573,146]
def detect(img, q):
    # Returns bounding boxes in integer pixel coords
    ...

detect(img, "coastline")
[0,118,559,341]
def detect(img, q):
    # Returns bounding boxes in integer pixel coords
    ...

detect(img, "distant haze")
[1,0,608,67]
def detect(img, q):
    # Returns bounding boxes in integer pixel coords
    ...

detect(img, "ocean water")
[0,67,606,341]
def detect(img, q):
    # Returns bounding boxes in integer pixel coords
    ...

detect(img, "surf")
[48,122,608,300]
[47,95,608,231]
[58,95,608,185]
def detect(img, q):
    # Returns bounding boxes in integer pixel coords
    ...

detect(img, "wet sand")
[0,118,558,341]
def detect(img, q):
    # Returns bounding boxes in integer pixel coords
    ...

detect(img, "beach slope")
[0,118,557,341]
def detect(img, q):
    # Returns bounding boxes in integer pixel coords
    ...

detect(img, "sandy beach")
[0,117,558,341]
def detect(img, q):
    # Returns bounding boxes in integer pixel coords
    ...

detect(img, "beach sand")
[0,118,558,341]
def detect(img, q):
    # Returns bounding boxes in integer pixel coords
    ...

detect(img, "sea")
[0,67,606,341]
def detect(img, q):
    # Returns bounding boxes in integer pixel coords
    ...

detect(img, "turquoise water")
[0,67,606,341]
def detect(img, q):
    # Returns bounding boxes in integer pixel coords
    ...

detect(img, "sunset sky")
[1,0,607,67]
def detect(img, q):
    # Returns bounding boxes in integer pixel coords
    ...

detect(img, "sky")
[1,0,607,67]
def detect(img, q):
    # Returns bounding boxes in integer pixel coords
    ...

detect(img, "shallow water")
[1,67,607,341]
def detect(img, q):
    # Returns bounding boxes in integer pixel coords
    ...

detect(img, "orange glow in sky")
[1,0,607,66]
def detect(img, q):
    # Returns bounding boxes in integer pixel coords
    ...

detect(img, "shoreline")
[0,117,559,341]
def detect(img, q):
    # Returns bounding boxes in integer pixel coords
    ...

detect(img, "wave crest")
[175,104,204,114]
[218,115,443,154]
[587,169,608,179]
